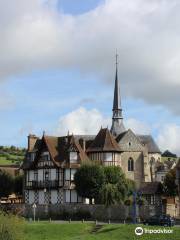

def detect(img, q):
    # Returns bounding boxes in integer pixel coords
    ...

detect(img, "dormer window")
[70,152,78,163]
[41,151,50,161]
[28,152,36,161]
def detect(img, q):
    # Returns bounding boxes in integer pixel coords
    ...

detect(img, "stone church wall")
[120,151,144,186]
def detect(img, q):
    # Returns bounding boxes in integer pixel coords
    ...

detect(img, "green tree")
[14,175,23,195]
[0,170,14,198]
[74,163,105,204]
[163,168,178,196]
[100,166,135,206]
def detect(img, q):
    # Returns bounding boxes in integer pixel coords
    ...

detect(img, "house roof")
[22,135,89,169]
[162,150,177,158]
[87,128,121,152]
[137,135,161,153]
[140,182,163,195]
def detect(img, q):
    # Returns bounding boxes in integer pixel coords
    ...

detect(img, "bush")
[0,212,25,240]
[124,199,132,206]
[74,209,91,220]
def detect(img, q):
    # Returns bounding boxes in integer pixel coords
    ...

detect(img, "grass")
[24,222,180,240]
[0,154,24,165]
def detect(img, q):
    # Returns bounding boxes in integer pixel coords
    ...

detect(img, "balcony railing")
[26,180,60,189]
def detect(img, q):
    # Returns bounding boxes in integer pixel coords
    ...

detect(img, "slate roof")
[87,128,121,152]
[162,150,177,158]
[137,135,161,153]
[140,182,163,195]
[115,130,128,142]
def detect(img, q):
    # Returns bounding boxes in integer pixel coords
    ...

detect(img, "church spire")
[110,53,125,137]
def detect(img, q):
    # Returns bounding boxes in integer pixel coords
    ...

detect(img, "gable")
[116,129,144,152]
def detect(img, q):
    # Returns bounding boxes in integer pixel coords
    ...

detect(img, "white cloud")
[55,107,180,155]
[0,0,180,114]
[126,118,151,135]
[55,107,111,135]
[157,123,180,155]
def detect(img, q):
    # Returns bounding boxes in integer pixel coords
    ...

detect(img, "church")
[22,57,161,205]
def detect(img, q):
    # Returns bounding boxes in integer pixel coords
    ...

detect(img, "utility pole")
[32,203,37,222]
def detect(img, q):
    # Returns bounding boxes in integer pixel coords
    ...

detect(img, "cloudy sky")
[0,0,180,155]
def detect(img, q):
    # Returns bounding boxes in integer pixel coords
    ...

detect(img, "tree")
[74,163,105,204]
[163,169,178,196]
[14,175,23,195]
[100,166,135,206]
[0,170,14,198]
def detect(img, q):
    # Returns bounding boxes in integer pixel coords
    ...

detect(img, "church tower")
[110,54,126,137]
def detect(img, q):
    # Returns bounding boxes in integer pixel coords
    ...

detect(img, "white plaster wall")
[70,152,77,163]
[38,169,43,181]
[29,170,34,181]
[29,190,34,204]
[65,190,70,203]
[51,169,56,180]
[71,190,77,203]
[51,190,58,204]
[39,190,44,204]
[65,169,70,180]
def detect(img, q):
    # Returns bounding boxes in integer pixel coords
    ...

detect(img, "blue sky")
[58,0,102,14]
[0,0,180,154]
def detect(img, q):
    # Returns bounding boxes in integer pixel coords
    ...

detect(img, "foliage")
[0,170,14,198]
[100,183,119,206]
[0,212,25,240]
[74,164,105,203]
[163,168,178,196]
[0,169,23,197]
[75,164,135,206]
[0,146,25,165]
[14,175,23,195]
[103,166,123,184]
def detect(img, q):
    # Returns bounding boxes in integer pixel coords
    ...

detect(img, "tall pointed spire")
[110,53,125,137]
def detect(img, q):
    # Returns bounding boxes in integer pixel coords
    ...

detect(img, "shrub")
[74,209,91,220]
[0,212,25,240]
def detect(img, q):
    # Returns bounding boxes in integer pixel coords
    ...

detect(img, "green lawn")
[24,222,180,240]
[0,154,24,165]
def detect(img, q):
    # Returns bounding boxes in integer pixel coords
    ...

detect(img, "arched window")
[150,157,155,166]
[128,158,134,171]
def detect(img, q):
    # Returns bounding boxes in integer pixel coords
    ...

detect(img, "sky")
[0,0,180,155]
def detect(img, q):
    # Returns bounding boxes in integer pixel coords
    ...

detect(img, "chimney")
[28,134,38,151]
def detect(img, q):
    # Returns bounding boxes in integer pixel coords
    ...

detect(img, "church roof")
[137,135,161,153]
[87,128,121,152]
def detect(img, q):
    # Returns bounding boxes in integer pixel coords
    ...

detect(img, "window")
[128,158,134,171]
[45,170,49,181]
[70,152,78,163]
[104,153,112,162]
[41,151,50,161]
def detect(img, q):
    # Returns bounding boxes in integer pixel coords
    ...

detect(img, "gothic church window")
[128,158,134,171]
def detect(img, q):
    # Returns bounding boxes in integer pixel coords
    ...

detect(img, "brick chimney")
[28,134,38,151]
